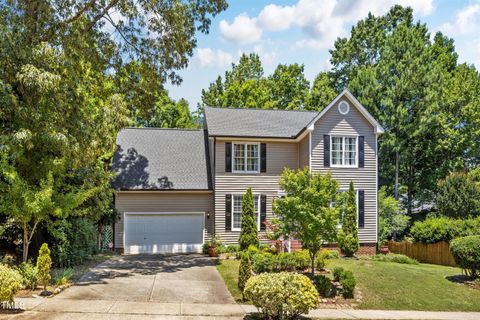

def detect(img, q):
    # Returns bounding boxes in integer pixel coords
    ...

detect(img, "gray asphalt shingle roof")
[204,106,319,138]
[112,128,211,190]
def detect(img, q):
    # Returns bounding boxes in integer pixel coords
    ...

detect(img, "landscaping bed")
[14,252,115,299]
[216,257,480,311]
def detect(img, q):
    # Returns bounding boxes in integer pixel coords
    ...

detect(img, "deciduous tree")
[273,168,340,274]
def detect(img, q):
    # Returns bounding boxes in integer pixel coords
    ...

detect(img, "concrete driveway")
[55,254,234,304]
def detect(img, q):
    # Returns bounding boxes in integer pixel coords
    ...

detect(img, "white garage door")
[124,213,204,254]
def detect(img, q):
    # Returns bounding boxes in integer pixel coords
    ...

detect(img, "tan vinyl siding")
[311,96,378,243]
[114,192,214,249]
[298,134,309,169]
[214,141,299,244]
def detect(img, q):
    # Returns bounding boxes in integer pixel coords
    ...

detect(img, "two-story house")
[112,90,384,255]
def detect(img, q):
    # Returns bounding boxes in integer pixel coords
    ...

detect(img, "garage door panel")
[125,213,204,254]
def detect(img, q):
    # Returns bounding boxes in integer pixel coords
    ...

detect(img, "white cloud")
[257,4,296,31]
[196,48,234,68]
[439,3,480,35]
[219,0,434,48]
[219,14,262,44]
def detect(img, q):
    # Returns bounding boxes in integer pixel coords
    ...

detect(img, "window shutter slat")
[225,142,232,172]
[225,194,232,231]
[260,195,267,230]
[359,136,365,168]
[324,135,330,167]
[260,143,267,173]
[358,190,365,228]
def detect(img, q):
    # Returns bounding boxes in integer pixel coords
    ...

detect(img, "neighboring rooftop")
[204,106,319,138]
[112,128,211,190]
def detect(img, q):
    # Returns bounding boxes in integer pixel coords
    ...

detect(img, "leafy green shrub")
[50,218,98,267]
[340,270,356,298]
[54,268,75,286]
[333,267,345,282]
[252,250,311,274]
[17,262,38,290]
[314,255,325,270]
[226,244,239,253]
[450,236,480,278]
[291,250,311,271]
[410,217,480,243]
[370,253,418,265]
[319,249,339,260]
[312,275,332,297]
[37,243,52,290]
[244,272,318,319]
[253,252,276,273]
[238,253,253,299]
[0,264,22,303]
[338,232,360,257]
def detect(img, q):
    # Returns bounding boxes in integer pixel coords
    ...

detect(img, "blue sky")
[165,0,480,110]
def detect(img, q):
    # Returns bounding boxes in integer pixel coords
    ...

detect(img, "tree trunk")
[394,150,400,200]
[310,251,316,275]
[23,223,29,262]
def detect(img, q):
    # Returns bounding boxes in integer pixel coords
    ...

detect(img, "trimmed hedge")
[369,254,418,265]
[244,272,318,319]
[410,217,480,243]
[450,236,480,278]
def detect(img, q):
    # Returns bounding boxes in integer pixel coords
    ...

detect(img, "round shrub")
[320,249,339,260]
[338,233,359,257]
[0,264,22,303]
[312,275,332,297]
[253,252,276,273]
[339,270,356,298]
[450,236,480,278]
[332,267,345,282]
[244,272,318,319]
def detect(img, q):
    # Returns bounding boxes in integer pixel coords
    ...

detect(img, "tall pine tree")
[238,188,259,251]
[338,182,359,257]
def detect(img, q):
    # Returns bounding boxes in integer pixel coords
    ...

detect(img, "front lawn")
[216,258,480,311]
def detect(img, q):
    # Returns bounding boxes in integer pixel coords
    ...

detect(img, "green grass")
[215,259,244,302]
[327,258,480,311]
[215,258,480,311]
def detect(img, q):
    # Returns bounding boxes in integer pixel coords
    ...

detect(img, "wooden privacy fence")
[387,241,457,267]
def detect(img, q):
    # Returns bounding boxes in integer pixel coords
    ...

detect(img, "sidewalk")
[4,297,480,320]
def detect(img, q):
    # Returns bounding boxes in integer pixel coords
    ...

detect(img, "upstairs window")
[233,143,259,173]
[331,136,357,167]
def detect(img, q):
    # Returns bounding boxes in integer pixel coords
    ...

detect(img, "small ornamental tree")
[338,182,360,257]
[273,168,340,274]
[239,188,259,251]
[36,243,52,291]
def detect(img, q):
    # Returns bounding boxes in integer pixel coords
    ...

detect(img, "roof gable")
[309,90,384,134]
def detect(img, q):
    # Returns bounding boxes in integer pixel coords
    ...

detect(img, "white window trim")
[232,142,261,174]
[336,189,359,229]
[231,194,261,231]
[330,135,359,168]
